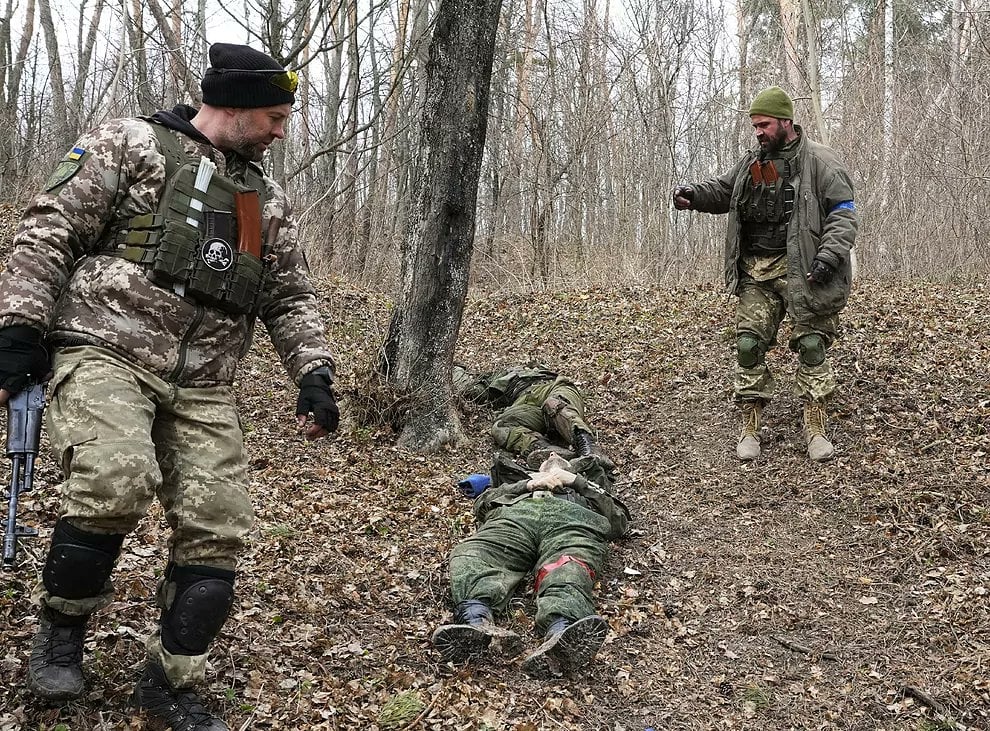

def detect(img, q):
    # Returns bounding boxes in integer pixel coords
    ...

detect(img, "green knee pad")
[736,334,764,368]
[796,334,826,366]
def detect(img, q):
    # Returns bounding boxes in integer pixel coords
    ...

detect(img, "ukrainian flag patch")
[67,146,85,160]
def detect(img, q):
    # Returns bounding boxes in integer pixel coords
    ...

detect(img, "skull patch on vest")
[202,238,234,272]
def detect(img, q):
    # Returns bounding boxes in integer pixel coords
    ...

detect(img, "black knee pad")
[42,520,125,600]
[796,334,827,366]
[160,564,235,656]
[736,334,764,368]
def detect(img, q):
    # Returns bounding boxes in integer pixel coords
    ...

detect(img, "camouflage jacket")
[454,365,559,408]
[0,107,334,387]
[473,454,631,539]
[687,126,858,320]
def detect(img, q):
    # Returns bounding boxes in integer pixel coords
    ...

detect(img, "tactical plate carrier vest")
[109,122,268,315]
[737,153,796,255]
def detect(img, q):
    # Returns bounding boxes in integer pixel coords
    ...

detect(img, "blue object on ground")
[457,473,491,497]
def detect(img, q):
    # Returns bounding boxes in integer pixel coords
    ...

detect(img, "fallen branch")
[772,635,838,662]
[899,685,965,729]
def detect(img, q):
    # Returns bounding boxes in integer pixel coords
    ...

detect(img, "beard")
[759,124,789,155]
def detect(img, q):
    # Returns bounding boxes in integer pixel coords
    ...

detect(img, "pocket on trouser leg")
[793,360,836,402]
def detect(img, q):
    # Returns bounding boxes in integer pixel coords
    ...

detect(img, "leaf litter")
[0,257,987,730]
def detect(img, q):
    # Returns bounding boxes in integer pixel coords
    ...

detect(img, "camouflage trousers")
[491,379,592,456]
[449,496,610,634]
[38,345,253,686]
[735,274,839,403]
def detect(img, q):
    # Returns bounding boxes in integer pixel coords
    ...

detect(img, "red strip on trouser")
[534,554,594,593]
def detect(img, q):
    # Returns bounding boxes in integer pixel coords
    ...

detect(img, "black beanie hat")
[201,43,295,108]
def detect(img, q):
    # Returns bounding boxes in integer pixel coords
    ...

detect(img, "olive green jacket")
[688,126,858,320]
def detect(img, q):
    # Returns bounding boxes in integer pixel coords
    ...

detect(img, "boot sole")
[431,624,493,663]
[521,615,608,678]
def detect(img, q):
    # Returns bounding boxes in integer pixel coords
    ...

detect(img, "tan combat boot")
[803,400,834,461]
[736,402,762,460]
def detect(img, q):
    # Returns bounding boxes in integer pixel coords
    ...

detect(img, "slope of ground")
[0,274,987,731]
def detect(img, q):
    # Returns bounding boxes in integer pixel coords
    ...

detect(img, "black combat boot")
[132,662,229,731]
[431,599,523,663]
[28,607,88,701]
[521,614,609,679]
[572,429,615,469]
[572,429,600,457]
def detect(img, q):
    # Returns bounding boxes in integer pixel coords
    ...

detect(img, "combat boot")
[431,599,523,663]
[28,607,88,701]
[571,429,616,469]
[521,614,609,679]
[803,400,834,462]
[132,662,228,731]
[525,439,574,469]
[736,401,762,461]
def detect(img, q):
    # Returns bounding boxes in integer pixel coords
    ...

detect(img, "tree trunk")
[37,0,68,145]
[777,0,802,91]
[379,0,504,452]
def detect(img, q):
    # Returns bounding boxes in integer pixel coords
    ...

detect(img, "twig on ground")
[772,635,839,662]
[899,684,965,730]
[400,691,440,730]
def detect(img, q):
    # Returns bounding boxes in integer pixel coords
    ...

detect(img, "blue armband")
[830,200,855,212]
[456,474,491,498]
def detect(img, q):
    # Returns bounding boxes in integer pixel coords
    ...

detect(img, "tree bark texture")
[380,0,504,453]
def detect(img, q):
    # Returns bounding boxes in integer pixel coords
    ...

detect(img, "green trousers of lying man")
[433,452,630,678]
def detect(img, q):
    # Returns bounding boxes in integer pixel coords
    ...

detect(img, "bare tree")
[379,0,505,452]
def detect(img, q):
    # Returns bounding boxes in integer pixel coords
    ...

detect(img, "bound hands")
[295,366,339,440]
[527,466,577,492]
[0,326,50,405]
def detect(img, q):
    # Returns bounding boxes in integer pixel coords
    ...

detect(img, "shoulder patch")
[45,148,89,192]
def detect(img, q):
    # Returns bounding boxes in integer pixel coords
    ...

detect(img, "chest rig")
[110,123,268,315]
[737,152,796,254]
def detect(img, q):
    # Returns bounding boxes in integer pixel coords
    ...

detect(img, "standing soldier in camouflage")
[0,44,339,730]
[452,364,612,468]
[432,452,629,678]
[673,86,858,462]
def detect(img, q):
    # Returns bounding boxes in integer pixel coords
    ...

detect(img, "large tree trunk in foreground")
[379,0,504,452]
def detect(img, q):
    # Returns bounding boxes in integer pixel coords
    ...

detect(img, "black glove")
[0,325,49,394]
[806,257,834,285]
[296,366,339,433]
[672,185,694,210]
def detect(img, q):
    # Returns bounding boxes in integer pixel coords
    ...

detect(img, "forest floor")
[0,251,988,730]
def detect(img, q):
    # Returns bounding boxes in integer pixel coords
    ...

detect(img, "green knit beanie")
[748,86,794,120]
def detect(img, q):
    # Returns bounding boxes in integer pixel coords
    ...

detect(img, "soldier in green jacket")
[673,86,858,462]
[432,452,629,678]
[0,44,339,730]
[452,364,612,468]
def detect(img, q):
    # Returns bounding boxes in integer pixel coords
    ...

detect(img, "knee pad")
[736,334,764,368]
[796,334,827,366]
[42,519,125,600]
[160,564,235,656]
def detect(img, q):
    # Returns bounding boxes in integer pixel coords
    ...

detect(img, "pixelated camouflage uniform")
[453,365,593,456]
[449,455,629,633]
[0,106,335,686]
[687,126,857,403]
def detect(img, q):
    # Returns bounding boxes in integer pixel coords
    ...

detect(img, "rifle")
[3,382,45,568]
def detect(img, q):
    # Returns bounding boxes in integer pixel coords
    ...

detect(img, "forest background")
[1,0,987,288]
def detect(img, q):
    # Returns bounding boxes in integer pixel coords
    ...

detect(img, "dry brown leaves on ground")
[1,277,988,731]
